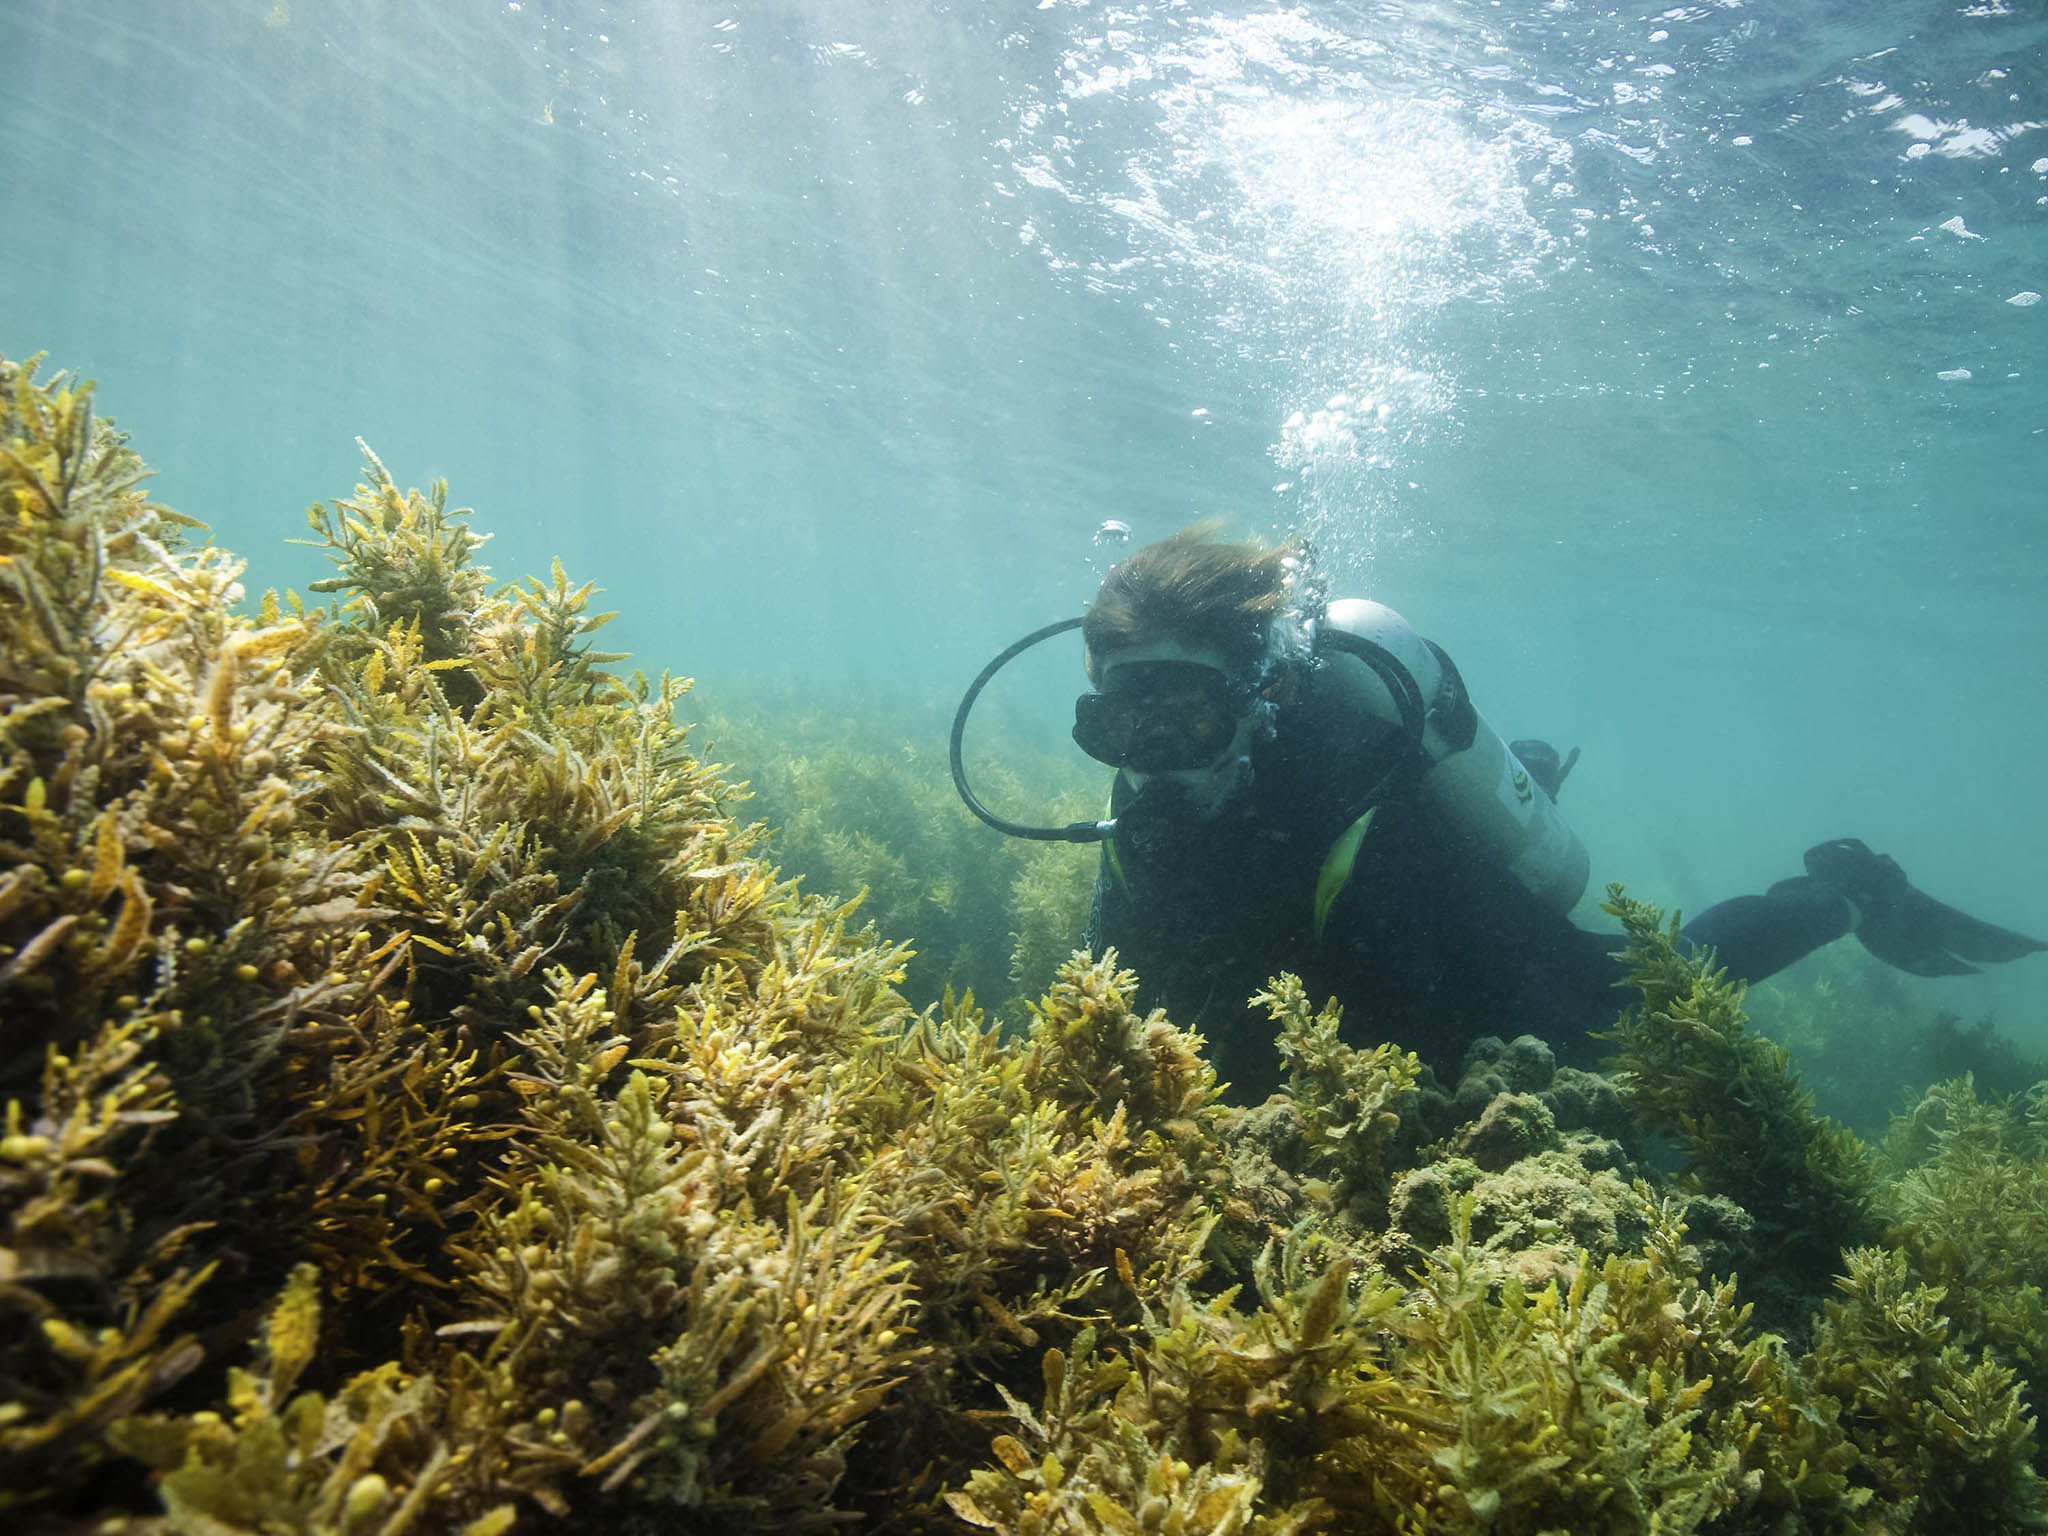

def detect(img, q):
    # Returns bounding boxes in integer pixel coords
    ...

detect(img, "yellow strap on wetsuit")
[1104,790,1131,899]
[1313,806,1377,945]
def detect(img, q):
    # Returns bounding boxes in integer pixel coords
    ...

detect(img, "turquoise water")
[5,0,2044,1037]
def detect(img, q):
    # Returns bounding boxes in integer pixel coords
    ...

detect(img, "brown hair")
[1083,521,1299,682]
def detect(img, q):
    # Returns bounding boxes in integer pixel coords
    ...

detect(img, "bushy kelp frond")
[420,967,927,1524]
[1258,975,1420,1221]
[954,1178,1874,1536]
[1167,1222,1407,1508]
[302,457,761,992]
[110,1264,516,1536]
[1331,1188,1847,1535]
[1807,1245,2048,1532]
[302,441,490,671]
[0,353,204,706]
[471,560,630,717]
[314,630,764,1008]
[1591,896,2048,1524]
[1874,1077,2048,1466]
[0,1016,211,1513]
[852,953,1231,1379]
[947,1326,1282,1536]
[0,354,368,1511]
[0,349,931,1528]
[850,998,1110,1365]
[1600,886,1878,1299]
[1026,948,1223,1142]
[698,697,1101,1022]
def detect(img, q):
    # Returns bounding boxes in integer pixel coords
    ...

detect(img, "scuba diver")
[951,524,2045,1100]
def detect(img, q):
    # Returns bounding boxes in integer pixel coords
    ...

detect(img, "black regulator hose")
[951,612,1433,843]
[949,616,1116,844]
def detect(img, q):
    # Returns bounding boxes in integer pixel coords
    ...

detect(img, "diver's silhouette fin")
[1804,838,2046,978]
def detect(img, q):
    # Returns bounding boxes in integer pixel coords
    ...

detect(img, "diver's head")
[1072,523,1309,818]
[1080,520,1304,687]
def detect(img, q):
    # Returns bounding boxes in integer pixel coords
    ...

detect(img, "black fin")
[1854,906,1982,977]
[1912,896,2048,964]
[1803,838,2046,978]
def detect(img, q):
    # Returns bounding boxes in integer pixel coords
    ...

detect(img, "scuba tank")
[1317,598,1588,914]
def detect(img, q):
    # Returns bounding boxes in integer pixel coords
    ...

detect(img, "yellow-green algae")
[1,349,2045,1533]
[694,697,1099,1027]
[1745,942,2046,1136]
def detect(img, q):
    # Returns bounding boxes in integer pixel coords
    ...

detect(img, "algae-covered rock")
[1544,1061,1636,1144]
[1462,1031,1556,1093]
[1453,1089,1560,1171]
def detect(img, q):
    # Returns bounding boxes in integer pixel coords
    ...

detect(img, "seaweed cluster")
[696,698,1099,1025]
[3,350,2047,1533]
[0,350,1228,1532]
[1745,945,2046,1134]
[1598,893,1880,1305]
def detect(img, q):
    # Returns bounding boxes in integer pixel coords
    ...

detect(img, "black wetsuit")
[1080,658,1851,1100]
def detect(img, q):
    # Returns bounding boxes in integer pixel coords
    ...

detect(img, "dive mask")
[1072,660,1250,772]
